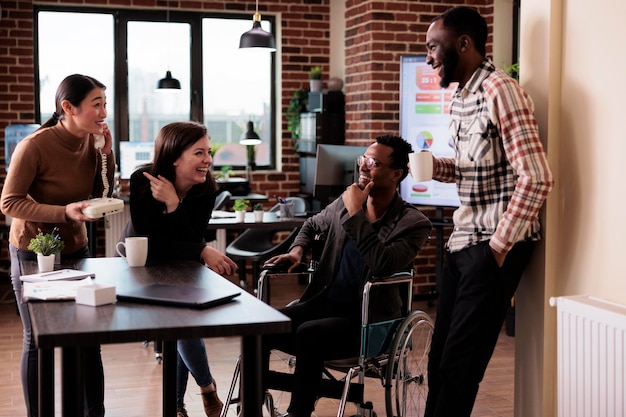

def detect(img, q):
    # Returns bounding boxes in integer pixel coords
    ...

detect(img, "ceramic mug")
[116,237,148,267]
[408,150,433,183]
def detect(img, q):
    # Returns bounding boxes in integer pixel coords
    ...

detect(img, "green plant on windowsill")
[253,203,264,211]
[233,198,250,212]
[27,228,65,256]
[217,165,232,180]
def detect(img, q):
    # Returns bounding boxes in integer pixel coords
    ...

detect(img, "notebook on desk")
[116,284,241,309]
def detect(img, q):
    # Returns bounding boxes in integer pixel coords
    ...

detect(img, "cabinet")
[299,91,345,195]
[298,91,345,155]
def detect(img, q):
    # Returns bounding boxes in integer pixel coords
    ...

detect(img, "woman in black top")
[129,121,237,417]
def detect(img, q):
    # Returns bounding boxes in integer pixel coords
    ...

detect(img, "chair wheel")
[156,354,162,365]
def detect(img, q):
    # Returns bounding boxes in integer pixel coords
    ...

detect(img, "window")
[35,7,276,171]
[37,11,115,129]
[127,20,191,142]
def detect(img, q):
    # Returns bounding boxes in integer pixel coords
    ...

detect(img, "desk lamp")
[240,121,262,179]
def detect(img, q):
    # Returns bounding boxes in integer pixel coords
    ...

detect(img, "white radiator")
[104,204,131,257]
[104,205,227,256]
[549,295,626,417]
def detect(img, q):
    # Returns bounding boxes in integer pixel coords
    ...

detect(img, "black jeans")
[424,240,534,417]
[10,244,105,417]
[262,295,361,417]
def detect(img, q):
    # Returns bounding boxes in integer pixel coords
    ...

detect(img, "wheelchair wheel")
[384,310,434,417]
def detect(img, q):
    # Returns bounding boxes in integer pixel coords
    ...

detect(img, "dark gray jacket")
[292,193,431,317]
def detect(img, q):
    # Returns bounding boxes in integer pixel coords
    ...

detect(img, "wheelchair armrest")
[370,270,414,284]
[257,262,310,303]
[262,261,308,274]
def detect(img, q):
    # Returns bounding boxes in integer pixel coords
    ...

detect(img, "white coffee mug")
[408,150,433,183]
[116,237,148,267]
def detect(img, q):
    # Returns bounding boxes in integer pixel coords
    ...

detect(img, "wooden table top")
[25,257,290,349]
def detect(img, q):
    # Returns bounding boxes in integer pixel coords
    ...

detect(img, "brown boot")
[177,406,189,417]
[201,390,224,417]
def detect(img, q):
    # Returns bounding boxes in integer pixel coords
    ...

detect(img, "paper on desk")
[22,277,94,301]
[211,210,236,219]
[20,269,95,282]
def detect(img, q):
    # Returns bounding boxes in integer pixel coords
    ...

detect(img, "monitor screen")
[119,141,154,179]
[314,144,368,207]
[4,124,40,172]
[399,55,460,207]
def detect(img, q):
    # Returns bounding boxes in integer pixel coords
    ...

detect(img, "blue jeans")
[10,244,105,417]
[177,338,215,408]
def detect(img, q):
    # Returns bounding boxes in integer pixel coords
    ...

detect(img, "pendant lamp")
[239,121,262,146]
[157,70,181,90]
[239,0,276,51]
[157,7,181,90]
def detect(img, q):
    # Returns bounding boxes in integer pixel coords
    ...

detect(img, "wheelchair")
[221,262,434,417]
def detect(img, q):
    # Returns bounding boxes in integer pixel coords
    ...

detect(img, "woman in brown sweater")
[1,74,115,417]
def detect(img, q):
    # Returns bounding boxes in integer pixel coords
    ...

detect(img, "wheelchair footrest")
[266,371,364,404]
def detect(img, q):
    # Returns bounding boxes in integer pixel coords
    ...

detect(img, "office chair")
[213,190,232,210]
[205,190,232,244]
[225,196,308,289]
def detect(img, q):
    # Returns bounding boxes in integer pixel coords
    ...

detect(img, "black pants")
[262,295,361,417]
[424,240,534,417]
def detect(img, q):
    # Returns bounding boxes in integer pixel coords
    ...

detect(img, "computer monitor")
[314,144,368,207]
[4,124,40,172]
[399,54,459,207]
[119,141,155,179]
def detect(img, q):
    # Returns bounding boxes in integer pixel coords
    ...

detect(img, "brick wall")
[0,0,493,294]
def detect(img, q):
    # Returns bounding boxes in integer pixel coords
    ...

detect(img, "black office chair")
[225,196,308,290]
[205,190,232,243]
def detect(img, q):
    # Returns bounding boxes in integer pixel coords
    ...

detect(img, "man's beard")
[439,47,459,88]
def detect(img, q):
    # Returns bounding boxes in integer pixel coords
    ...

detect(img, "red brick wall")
[0,0,493,294]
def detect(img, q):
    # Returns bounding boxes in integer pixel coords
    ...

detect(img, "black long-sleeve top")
[129,166,216,262]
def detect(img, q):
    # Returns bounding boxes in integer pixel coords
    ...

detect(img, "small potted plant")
[233,198,250,223]
[28,228,65,272]
[218,165,232,181]
[253,203,264,223]
[309,65,323,92]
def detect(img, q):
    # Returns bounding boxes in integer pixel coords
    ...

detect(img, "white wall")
[518,0,626,415]
[556,0,626,300]
[492,0,514,69]
[329,1,346,83]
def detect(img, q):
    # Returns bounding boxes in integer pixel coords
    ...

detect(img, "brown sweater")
[0,123,115,253]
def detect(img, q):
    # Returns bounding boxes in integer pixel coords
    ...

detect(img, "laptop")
[116,284,241,309]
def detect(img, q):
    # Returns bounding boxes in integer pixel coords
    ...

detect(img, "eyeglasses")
[357,155,385,170]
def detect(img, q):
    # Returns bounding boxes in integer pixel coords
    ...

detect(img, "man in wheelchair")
[261,134,432,417]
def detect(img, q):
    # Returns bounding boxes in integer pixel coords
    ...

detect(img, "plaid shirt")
[433,60,554,253]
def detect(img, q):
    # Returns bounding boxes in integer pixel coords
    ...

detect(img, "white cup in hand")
[116,237,148,267]
[408,151,433,183]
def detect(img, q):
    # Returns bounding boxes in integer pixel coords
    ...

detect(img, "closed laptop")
[116,284,241,309]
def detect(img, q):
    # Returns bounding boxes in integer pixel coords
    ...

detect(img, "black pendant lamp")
[239,121,262,146]
[157,70,181,90]
[239,0,276,51]
[157,7,181,90]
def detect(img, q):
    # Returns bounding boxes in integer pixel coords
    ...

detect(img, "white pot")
[254,210,264,223]
[310,79,323,92]
[37,253,56,272]
[235,210,246,223]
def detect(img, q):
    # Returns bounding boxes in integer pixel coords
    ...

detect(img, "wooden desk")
[24,257,290,417]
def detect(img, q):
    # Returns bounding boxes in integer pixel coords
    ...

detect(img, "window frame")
[33,5,277,170]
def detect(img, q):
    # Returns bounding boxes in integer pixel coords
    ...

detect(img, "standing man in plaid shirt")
[423,6,554,417]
